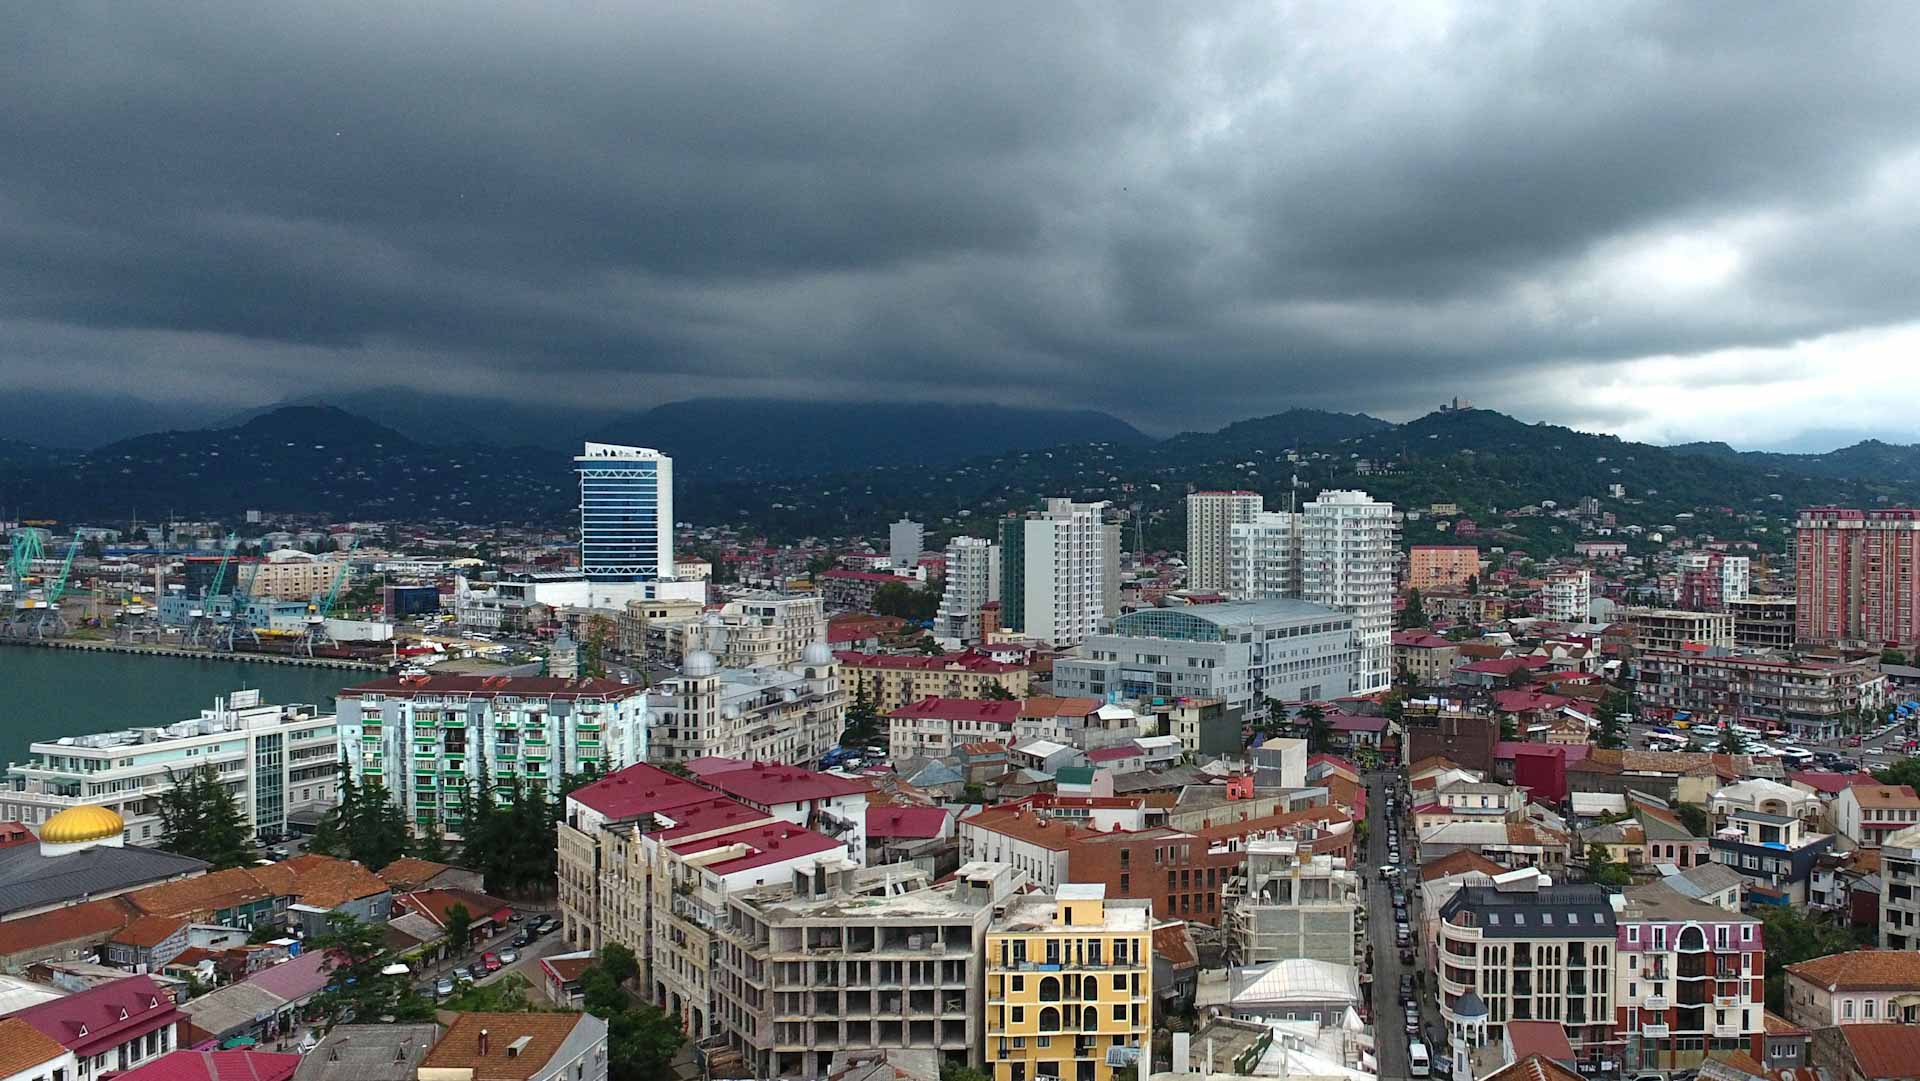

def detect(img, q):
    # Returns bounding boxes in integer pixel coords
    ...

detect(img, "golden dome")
[40,805,125,844]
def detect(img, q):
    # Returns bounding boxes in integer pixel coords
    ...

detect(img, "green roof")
[1054,767,1095,785]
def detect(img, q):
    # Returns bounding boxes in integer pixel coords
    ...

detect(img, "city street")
[1367,768,1439,1081]
[411,908,569,1001]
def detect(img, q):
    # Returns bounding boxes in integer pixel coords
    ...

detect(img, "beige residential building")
[242,549,354,601]
[681,594,827,669]
[1436,877,1617,1056]
[647,647,845,766]
[1624,608,1735,653]
[715,862,1025,1080]
[1784,949,1920,1028]
[839,651,1031,712]
[1188,492,1264,593]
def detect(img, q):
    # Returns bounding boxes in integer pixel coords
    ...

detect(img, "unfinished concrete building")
[1222,838,1361,966]
[715,861,1025,1080]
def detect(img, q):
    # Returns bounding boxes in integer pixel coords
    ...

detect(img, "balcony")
[1643,1024,1670,1038]
[1715,995,1743,1008]
[1713,1024,1742,1039]
[1644,995,1669,1011]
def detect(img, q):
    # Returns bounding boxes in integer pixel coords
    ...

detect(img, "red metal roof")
[113,1051,302,1081]
[12,974,182,1058]
[668,822,843,875]
[866,806,951,839]
[887,697,1024,724]
[565,763,716,821]
[836,651,1025,674]
[643,797,772,841]
[698,762,875,807]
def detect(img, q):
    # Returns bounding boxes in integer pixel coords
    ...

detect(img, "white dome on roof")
[802,641,834,666]
[684,650,718,677]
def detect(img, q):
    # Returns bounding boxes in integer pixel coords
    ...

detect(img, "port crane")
[183,533,237,647]
[213,558,262,652]
[297,537,359,656]
[13,533,82,639]
[1,531,42,638]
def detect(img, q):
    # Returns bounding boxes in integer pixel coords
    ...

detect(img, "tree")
[872,581,940,621]
[841,683,882,747]
[578,960,685,1079]
[982,683,1017,701]
[1717,725,1744,754]
[1584,839,1630,886]
[1883,648,1909,667]
[410,812,450,862]
[1594,691,1628,751]
[942,1064,993,1081]
[1875,756,1920,788]
[310,912,432,1024]
[1298,703,1332,753]
[444,903,474,952]
[1758,906,1857,1011]
[1398,589,1429,629]
[350,779,413,871]
[581,614,616,678]
[157,765,254,869]
[1674,802,1710,838]
[601,943,640,987]
[1466,574,1479,596]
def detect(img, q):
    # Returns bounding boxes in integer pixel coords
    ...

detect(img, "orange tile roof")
[1481,1055,1586,1081]
[1839,1023,1920,1080]
[110,914,188,949]
[127,855,388,919]
[1421,850,1506,882]
[0,897,134,958]
[1152,921,1196,969]
[1761,1010,1807,1035]
[0,1018,69,1077]
[1849,785,1920,810]
[1018,696,1102,719]
[1786,949,1920,990]
[959,807,1091,851]
[421,1013,592,1081]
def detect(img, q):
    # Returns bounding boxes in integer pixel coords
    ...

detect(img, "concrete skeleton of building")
[935,537,1001,646]
[1222,489,1395,692]
[997,499,1121,649]
[338,675,650,834]
[714,861,1025,1080]
[1796,506,1920,647]
[1052,600,1359,717]
[1541,568,1593,624]
[1222,838,1361,967]
[1625,608,1735,653]
[983,883,1154,1081]
[1728,596,1797,652]
[2,693,338,845]
[1186,492,1264,594]
[645,645,845,766]
[1879,824,1920,949]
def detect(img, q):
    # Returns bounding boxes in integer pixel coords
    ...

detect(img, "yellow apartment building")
[984,883,1153,1081]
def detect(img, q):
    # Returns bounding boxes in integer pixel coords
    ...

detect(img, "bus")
[1647,732,1691,750]
[1777,746,1814,765]
[1409,1041,1431,1078]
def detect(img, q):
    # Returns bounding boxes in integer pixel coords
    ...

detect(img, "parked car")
[500,948,519,965]
[435,976,455,997]
[1405,1015,1420,1036]
[535,916,560,935]
[513,930,532,947]
[267,847,290,860]
[508,911,523,923]
[454,966,474,984]
[482,952,502,973]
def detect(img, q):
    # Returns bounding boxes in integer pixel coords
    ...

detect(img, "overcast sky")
[4,3,1919,450]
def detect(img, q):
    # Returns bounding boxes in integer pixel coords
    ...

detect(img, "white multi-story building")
[338,674,650,836]
[935,536,1000,645]
[1188,491,1264,593]
[1228,511,1302,601]
[1302,490,1395,692]
[1542,568,1593,624]
[998,499,1120,648]
[1,692,340,845]
[680,594,825,669]
[646,646,845,766]
[888,519,925,570]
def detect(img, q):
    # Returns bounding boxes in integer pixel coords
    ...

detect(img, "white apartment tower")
[1187,491,1264,593]
[1301,490,1395,692]
[889,519,925,570]
[935,536,999,644]
[1228,511,1302,601]
[998,499,1120,648]
[1542,568,1593,623]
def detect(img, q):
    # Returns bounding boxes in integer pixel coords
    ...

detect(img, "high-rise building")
[575,442,674,584]
[888,519,925,570]
[1219,491,1394,691]
[1409,545,1481,591]
[1187,491,1263,592]
[998,499,1119,648]
[1302,490,1395,692]
[1677,551,1749,611]
[936,536,999,644]
[1541,568,1593,624]
[339,675,650,835]
[1795,507,1920,646]
[984,883,1153,1081]
[1227,511,1301,600]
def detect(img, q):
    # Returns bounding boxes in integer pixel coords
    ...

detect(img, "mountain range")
[5,399,1920,554]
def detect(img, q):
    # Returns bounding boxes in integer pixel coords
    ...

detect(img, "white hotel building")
[1,692,340,845]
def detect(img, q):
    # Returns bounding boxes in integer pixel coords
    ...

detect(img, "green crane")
[2,531,45,638]
[213,559,262,652]
[298,536,360,656]
[185,533,238,647]
[19,533,81,639]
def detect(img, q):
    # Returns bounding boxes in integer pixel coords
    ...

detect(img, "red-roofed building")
[1086,744,1147,774]
[1454,655,1552,688]
[692,762,874,862]
[115,1050,301,1081]
[865,806,954,857]
[0,821,34,848]
[887,697,1023,761]
[392,888,516,945]
[12,975,184,1076]
[837,651,1031,711]
[558,762,725,952]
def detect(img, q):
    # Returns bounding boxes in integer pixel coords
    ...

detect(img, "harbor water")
[0,646,363,766]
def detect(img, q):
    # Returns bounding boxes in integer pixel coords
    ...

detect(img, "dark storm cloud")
[3,1,1920,439]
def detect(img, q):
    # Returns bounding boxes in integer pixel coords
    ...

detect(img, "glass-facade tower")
[575,443,675,582]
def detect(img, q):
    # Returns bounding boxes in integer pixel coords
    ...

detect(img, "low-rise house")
[1711,807,1834,907]
[1784,950,1920,1029]
[1810,1022,1920,1081]
[886,699,1022,764]
[104,916,191,972]
[10,975,183,1081]
[1085,744,1146,775]
[419,1013,609,1081]
[374,857,484,895]
[292,1024,439,1081]
[0,1017,77,1081]
[115,1051,301,1081]
[177,950,332,1049]
[1834,786,1920,850]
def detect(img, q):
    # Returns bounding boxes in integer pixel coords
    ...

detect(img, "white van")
[1409,1040,1431,1078]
